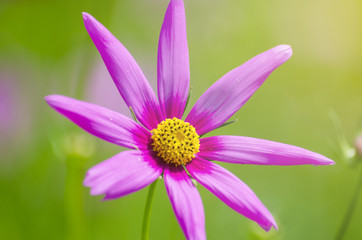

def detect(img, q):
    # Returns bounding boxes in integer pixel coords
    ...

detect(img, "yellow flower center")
[151,117,200,166]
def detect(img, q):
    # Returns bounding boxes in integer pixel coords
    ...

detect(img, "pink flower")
[45,0,334,239]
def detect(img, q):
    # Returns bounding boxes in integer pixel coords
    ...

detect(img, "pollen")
[151,117,200,166]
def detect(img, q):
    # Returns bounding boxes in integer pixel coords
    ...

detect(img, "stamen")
[151,118,200,166]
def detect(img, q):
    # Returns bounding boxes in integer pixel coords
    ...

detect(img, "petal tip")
[271,220,278,231]
[83,174,91,187]
[264,214,278,232]
[276,44,293,59]
[170,0,184,7]
[82,12,98,29]
[323,158,335,165]
[44,95,52,102]
[278,44,292,50]
[44,94,62,106]
[313,155,335,166]
[261,220,278,232]
[82,12,92,21]
[273,224,279,231]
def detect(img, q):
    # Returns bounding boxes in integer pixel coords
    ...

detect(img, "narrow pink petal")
[45,95,150,150]
[199,136,335,165]
[164,165,206,240]
[157,0,190,119]
[187,157,277,231]
[84,150,163,200]
[82,12,163,130]
[185,45,293,135]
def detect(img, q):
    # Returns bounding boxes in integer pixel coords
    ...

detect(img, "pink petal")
[185,45,293,135]
[164,165,206,240]
[84,150,163,200]
[199,136,335,165]
[157,0,190,119]
[82,12,163,130]
[45,95,150,150]
[187,157,277,231]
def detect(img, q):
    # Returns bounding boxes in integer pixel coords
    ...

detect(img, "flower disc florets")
[151,117,200,166]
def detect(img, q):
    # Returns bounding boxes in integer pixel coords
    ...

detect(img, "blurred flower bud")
[329,110,356,166]
[62,133,95,158]
[50,131,96,163]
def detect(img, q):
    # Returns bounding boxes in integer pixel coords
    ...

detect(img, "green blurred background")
[1,0,362,239]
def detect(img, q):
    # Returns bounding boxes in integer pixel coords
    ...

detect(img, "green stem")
[335,167,362,240]
[65,155,87,240]
[141,179,158,240]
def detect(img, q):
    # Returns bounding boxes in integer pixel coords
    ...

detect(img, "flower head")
[45,0,335,239]
[151,117,200,166]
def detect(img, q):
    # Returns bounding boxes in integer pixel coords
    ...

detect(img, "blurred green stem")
[65,155,87,240]
[141,179,158,240]
[335,167,362,240]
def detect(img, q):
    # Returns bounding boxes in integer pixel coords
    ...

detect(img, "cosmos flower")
[45,0,334,239]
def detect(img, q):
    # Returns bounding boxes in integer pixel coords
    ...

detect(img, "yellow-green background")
[1,0,361,239]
